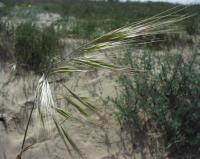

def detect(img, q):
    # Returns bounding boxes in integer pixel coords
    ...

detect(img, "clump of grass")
[14,22,61,72]
[0,21,15,63]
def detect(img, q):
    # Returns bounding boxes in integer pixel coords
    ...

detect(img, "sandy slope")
[0,56,154,159]
[0,62,124,159]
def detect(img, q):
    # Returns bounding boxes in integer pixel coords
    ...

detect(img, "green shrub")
[0,21,15,62]
[113,50,200,158]
[185,16,200,35]
[14,23,60,72]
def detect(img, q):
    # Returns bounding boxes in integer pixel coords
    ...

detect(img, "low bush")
[0,21,15,62]
[113,49,200,158]
[14,23,60,72]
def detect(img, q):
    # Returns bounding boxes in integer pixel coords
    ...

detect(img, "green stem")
[20,102,35,156]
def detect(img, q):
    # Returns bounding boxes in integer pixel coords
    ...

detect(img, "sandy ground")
[0,54,154,159]
[0,62,121,159]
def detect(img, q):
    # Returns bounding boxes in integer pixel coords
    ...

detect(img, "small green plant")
[113,49,200,158]
[14,23,60,72]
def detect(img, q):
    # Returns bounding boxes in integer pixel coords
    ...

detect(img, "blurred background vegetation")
[0,0,200,38]
[0,0,200,70]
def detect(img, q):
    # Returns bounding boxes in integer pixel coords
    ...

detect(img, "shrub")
[14,23,60,72]
[0,21,15,62]
[113,49,200,158]
[185,16,200,35]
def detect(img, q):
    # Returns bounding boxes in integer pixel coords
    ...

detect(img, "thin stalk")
[20,102,35,157]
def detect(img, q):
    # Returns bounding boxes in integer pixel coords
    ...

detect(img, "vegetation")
[0,0,199,158]
[0,21,15,63]
[10,5,191,159]
[113,49,200,158]
[1,0,200,39]
[15,23,60,72]
[0,1,199,64]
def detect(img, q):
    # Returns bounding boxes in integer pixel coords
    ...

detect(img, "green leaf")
[74,57,119,69]
[79,97,97,112]
[63,85,98,113]
[37,106,45,128]
[53,117,73,157]
[54,107,72,119]
[64,96,89,117]
[52,66,89,74]
[61,126,83,157]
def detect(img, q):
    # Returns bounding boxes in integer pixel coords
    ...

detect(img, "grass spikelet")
[70,6,190,54]
[51,6,191,76]
[35,74,55,132]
